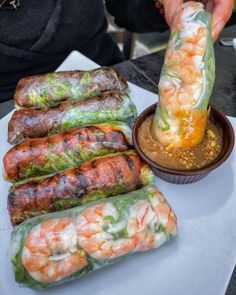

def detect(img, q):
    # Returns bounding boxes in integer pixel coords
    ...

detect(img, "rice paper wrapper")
[4,122,133,182]
[153,1,215,148]
[10,185,177,289]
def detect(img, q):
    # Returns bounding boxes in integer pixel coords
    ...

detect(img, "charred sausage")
[8,91,137,144]
[8,151,154,225]
[14,67,128,108]
[4,123,132,181]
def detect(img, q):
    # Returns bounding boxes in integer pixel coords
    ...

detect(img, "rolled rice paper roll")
[10,185,177,289]
[8,91,137,145]
[14,67,128,108]
[4,122,132,182]
[8,151,154,225]
[153,1,215,148]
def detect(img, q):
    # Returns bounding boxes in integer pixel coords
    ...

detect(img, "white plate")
[0,51,236,295]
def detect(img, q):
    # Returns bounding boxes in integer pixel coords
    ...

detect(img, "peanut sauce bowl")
[132,103,235,184]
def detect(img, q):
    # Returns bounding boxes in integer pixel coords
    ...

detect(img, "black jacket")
[0,0,167,101]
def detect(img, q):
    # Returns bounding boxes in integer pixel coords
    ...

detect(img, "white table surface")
[0,51,236,295]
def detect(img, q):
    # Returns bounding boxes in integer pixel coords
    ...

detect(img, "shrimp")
[154,107,208,148]
[127,190,177,251]
[148,191,177,235]
[173,1,204,31]
[21,218,88,283]
[159,75,202,112]
[165,49,203,85]
[76,189,177,260]
[181,40,206,57]
[127,199,158,250]
[153,124,180,148]
[76,203,138,260]
[154,1,213,148]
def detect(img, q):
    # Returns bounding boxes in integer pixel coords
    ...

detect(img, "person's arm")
[105,0,168,33]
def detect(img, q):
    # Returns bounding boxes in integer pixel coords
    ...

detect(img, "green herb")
[10,185,176,290]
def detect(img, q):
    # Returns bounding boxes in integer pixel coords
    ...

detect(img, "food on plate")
[14,67,128,108]
[4,122,132,182]
[8,151,154,225]
[138,113,223,170]
[153,1,215,148]
[10,185,177,289]
[8,91,137,144]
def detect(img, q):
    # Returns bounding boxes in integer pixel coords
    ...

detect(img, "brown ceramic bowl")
[133,103,235,184]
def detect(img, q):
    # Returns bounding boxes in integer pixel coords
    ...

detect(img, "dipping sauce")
[138,114,223,170]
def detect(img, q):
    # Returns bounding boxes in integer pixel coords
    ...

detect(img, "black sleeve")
[105,0,168,33]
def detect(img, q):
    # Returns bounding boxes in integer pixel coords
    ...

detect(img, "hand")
[155,0,183,27]
[155,0,234,41]
[205,0,234,41]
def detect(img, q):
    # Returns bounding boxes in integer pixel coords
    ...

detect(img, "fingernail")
[212,20,225,41]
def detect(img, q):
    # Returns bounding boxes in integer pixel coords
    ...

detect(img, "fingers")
[162,0,184,27]
[205,0,214,12]
[155,1,165,15]
[207,0,234,41]
[157,0,234,41]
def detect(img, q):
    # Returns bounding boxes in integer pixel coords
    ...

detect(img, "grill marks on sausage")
[8,91,125,145]
[76,174,87,190]
[14,68,128,108]
[4,125,130,181]
[103,130,128,150]
[8,153,142,225]
[124,154,135,170]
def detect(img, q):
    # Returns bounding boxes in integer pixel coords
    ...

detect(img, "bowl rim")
[132,103,235,176]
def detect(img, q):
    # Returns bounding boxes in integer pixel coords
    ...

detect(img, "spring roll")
[14,67,128,108]
[8,91,137,145]
[10,185,177,290]
[4,122,132,182]
[8,151,154,225]
[153,2,215,148]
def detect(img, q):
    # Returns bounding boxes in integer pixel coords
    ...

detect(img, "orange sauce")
[175,109,208,148]
[138,114,223,170]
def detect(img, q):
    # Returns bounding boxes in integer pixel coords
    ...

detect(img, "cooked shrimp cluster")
[154,1,215,148]
[19,186,176,285]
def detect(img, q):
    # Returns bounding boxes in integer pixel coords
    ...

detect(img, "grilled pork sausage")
[14,67,128,108]
[8,91,137,144]
[8,151,154,225]
[4,123,132,182]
